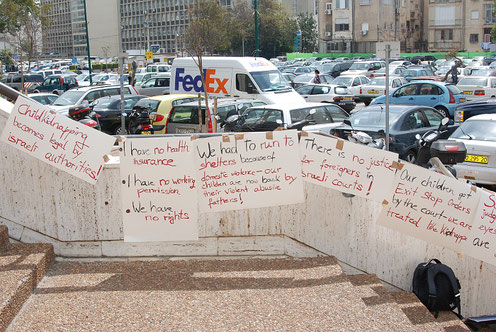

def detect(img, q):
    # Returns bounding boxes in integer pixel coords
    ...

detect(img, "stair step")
[390,291,471,331]
[0,226,9,251]
[0,242,54,332]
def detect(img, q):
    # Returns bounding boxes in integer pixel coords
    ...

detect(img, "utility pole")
[254,0,259,57]
[385,44,391,151]
[83,0,92,85]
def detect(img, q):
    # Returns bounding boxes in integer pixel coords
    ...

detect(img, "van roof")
[172,57,278,72]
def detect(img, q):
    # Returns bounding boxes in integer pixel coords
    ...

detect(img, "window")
[335,18,349,31]
[335,0,349,8]
[472,10,479,19]
[470,34,479,43]
[312,86,331,95]
[402,111,426,130]
[326,2,332,10]
[435,29,454,41]
[434,6,455,25]
[423,109,443,127]
[325,105,349,121]
[485,4,496,24]
[361,22,369,32]
[360,0,370,5]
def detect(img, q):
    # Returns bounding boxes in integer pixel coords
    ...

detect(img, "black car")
[330,105,457,163]
[91,95,146,134]
[453,97,496,124]
[411,55,437,64]
[316,61,353,78]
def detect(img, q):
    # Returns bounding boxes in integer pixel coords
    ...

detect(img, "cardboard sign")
[465,189,496,265]
[119,137,198,242]
[377,162,480,252]
[0,95,114,184]
[194,131,304,212]
[299,132,398,200]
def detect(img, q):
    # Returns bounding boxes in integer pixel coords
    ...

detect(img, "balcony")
[429,19,462,26]
[429,40,462,50]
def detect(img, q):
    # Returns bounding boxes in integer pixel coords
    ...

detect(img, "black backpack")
[412,258,462,318]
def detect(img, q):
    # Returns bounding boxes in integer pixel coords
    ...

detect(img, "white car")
[295,84,356,113]
[328,75,370,96]
[355,77,408,105]
[449,114,496,186]
[340,61,385,78]
[456,76,496,101]
[373,66,406,78]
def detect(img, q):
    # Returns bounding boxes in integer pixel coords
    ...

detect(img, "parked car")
[27,93,59,105]
[33,74,78,95]
[467,68,496,77]
[5,73,44,92]
[340,61,385,78]
[373,66,406,77]
[389,61,411,67]
[292,73,335,89]
[449,114,496,187]
[90,95,146,134]
[411,55,437,64]
[456,76,496,101]
[453,97,496,123]
[331,105,456,163]
[136,73,171,96]
[133,72,158,87]
[227,102,349,133]
[166,98,268,134]
[75,72,98,87]
[282,66,315,76]
[371,81,466,118]
[37,69,63,78]
[328,75,370,96]
[355,76,408,106]
[315,62,353,78]
[401,67,435,81]
[50,84,139,115]
[295,84,356,112]
[282,73,297,88]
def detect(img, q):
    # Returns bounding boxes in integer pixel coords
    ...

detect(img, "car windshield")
[349,63,370,70]
[75,74,87,81]
[348,109,401,130]
[289,106,334,124]
[446,85,462,95]
[52,91,85,106]
[134,99,160,111]
[458,77,488,86]
[93,98,115,108]
[402,69,418,77]
[368,78,386,86]
[293,75,313,83]
[330,76,353,86]
[250,70,292,92]
[451,120,496,141]
[471,69,493,76]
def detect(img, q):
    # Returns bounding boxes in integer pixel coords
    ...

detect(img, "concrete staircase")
[0,225,474,331]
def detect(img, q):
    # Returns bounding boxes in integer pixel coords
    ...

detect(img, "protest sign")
[299,132,398,200]
[377,162,480,252]
[465,189,496,265]
[194,131,304,212]
[0,95,114,184]
[119,137,198,242]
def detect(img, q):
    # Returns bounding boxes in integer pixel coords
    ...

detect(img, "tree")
[297,13,317,53]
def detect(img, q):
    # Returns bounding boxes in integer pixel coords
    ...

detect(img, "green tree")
[297,13,317,53]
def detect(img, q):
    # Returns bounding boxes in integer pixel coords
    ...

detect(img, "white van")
[171,57,305,104]
[146,63,171,73]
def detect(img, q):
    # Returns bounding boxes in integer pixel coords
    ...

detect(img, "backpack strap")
[426,264,462,316]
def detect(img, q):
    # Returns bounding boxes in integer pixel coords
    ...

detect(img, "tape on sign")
[190,134,199,141]
[222,135,230,142]
[235,133,244,140]
[392,161,404,170]
[335,139,344,150]
[103,155,110,163]
[49,110,56,115]
[266,132,273,140]
[382,200,389,206]
[471,185,477,193]
[300,131,309,137]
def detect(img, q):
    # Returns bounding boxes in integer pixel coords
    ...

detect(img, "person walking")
[313,69,321,84]
[451,65,458,84]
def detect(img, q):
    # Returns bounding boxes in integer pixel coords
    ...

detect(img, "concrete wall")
[0,98,495,317]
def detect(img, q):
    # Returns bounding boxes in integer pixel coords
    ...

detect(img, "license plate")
[463,91,473,95]
[344,96,352,100]
[141,131,151,135]
[465,154,488,164]
[460,98,466,102]
[368,90,379,94]
[176,128,195,134]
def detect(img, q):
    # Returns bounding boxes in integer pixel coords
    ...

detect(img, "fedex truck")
[171,57,305,104]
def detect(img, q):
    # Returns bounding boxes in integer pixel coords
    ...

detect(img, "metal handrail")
[0,82,23,102]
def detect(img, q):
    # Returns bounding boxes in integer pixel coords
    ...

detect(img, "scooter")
[415,117,466,177]
[68,105,101,130]
[126,106,155,135]
[343,119,385,150]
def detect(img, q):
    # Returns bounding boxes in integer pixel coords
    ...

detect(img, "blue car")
[370,81,466,118]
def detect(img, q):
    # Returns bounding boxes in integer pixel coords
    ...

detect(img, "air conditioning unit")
[325,32,332,36]
[361,30,368,35]
[325,9,332,14]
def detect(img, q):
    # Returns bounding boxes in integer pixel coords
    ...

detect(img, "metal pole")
[385,44,391,151]
[254,0,259,57]
[83,0,92,85]
[117,1,126,135]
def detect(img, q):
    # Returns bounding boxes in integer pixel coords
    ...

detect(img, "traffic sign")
[151,44,160,53]
[72,57,78,64]
[146,51,153,59]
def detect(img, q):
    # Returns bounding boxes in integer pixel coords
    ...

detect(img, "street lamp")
[143,10,150,53]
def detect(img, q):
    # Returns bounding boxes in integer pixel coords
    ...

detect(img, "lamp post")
[83,0,92,85]
[144,10,150,53]
[254,0,259,57]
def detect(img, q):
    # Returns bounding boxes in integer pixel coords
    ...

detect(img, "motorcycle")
[125,106,155,135]
[415,117,466,177]
[68,105,101,130]
[342,119,386,150]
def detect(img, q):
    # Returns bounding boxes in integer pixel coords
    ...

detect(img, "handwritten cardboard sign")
[0,95,115,184]
[119,137,198,242]
[194,131,304,212]
[465,189,496,265]
[299,132,399,201]
[377,162,480,252]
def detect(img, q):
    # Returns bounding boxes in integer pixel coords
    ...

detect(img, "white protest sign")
[119,137,198,242]
[465,189,496,265]
[0,95,114,184]
[377,162,480,252]
[194,131,304,212]
[299,132,398,200]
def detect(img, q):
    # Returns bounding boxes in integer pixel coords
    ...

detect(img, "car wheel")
[404,150,417,164]
[114,126,128,135]
[33,90,40,93]
[434,106,449,118]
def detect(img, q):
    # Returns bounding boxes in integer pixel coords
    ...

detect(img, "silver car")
[450,114,496,187]
[136,73,171,96]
